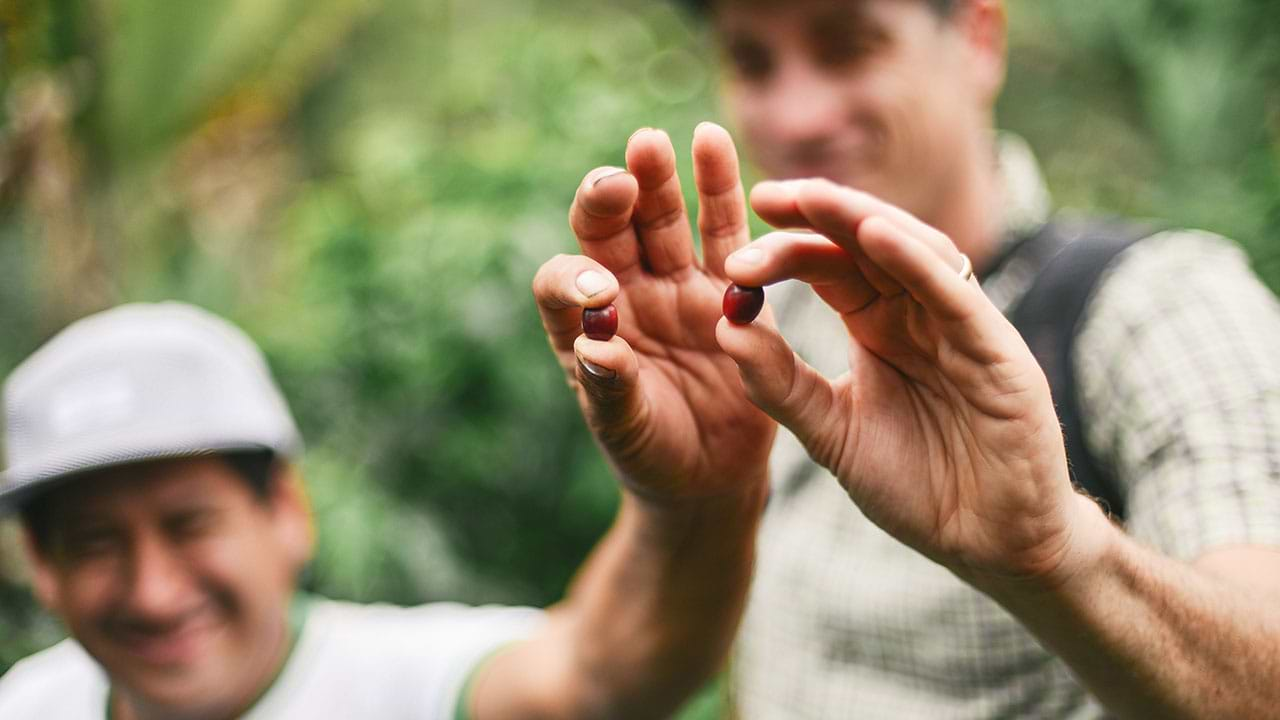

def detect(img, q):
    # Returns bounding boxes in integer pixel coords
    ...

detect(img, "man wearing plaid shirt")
[543,0,1280,717]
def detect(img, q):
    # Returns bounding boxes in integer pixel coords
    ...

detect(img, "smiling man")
[714,0,989,229]
[16,455,318,719]
[534,0,1280,717]
[0,301,766,719]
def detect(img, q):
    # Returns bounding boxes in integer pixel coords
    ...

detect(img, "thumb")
[572,333,647,450]
[715,316,845,470]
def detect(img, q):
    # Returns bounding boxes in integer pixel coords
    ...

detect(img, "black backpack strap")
[1006,218,1157,521]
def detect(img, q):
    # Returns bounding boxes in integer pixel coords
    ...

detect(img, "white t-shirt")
[0,597,543,719]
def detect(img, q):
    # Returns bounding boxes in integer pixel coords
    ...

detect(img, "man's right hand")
[484,125,772,720]
[532,124,776,503]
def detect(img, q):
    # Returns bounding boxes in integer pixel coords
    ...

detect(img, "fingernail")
[628,127,655,144]
[589,167,628,188]
[576,270,610,298]
[732,248,765,266]
[577,356,617,380]
[695,121,722,135]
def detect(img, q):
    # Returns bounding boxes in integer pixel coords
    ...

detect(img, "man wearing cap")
[0,301,770,719]
[533,0,1280,716]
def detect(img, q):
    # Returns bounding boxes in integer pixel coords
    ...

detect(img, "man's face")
[26,457,311,717]
[713,0,1003,224]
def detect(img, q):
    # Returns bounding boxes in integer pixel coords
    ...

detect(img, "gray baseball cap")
[0,302,303,515]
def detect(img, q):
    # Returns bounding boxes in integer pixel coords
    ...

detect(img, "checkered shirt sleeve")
[1075,230,1280,560]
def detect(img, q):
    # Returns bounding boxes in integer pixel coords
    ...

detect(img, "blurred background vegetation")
[1,0,1277,714]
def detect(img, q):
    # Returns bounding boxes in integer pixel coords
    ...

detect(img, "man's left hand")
[716,177,1111,590]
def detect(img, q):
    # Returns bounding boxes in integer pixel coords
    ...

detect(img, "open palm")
[533,125,775,501]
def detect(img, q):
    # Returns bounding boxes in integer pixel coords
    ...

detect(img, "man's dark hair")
[679,0,960,18]
[223,449,278,500]
[19,449,279,556]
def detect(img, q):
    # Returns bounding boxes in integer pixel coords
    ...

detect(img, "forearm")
[984,497,1280,719]
[477,479,766,719]
[562,484,764,715]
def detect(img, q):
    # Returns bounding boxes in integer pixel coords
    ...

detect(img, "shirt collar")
[978,133,1057,313]
[996,132,1053,243]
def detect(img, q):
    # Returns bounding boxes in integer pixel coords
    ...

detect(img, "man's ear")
[21,525,62,614]
[268,464,315,572]
[957,0,1008,106]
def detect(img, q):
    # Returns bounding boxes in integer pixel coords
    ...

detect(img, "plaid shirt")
[732,136,1280,719]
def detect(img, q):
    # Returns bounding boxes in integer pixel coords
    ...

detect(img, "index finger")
[749,179,963,271]
[750,179,989,328]
[569,167,644,276]
[724,231,879,315]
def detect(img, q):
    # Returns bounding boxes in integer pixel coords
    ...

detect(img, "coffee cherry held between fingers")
[582,305,619,341]
[723,284,765,325]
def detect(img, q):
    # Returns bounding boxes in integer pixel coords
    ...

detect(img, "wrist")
[621,464,770,512]
[980,493,1121,608]
[621,476,768,556]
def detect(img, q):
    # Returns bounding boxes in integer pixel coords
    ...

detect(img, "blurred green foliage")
[1,1,1277,715]
[2,0,716,620]
[1002,0,1280,275]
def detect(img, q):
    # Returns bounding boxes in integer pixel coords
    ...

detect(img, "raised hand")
[716,178,1106,588]
[532,124,776,502]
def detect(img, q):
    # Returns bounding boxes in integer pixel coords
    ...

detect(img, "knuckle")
[811,177,841,194]
[635,204,686,234]
[860,215,892,236]
[700,218,745,242]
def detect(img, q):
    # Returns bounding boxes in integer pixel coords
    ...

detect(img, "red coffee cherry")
[582,305,619,341]
[723,284,765,325]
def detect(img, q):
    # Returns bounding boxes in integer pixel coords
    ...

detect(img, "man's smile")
[107,606,223,668]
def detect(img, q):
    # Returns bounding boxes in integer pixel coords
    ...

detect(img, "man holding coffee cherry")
[533,0,1280,717]
[0,301,767,719]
